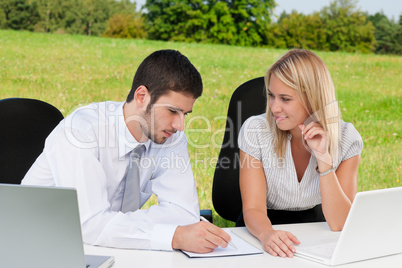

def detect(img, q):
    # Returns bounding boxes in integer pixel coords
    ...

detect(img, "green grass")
[1,30,401,227]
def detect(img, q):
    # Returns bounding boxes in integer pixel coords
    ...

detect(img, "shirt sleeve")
[340,122,363,161]
[238,115,270,161]
[22,121,200,251]
[95,132,200,250]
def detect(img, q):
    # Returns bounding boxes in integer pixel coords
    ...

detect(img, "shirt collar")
[117,102,151,158]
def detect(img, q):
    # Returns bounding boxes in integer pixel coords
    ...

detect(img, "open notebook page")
[181,228,263,258]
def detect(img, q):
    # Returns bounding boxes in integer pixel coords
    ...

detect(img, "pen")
[200,216,238,250]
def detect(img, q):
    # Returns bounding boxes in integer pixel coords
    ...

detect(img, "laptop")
[0,184,115,268]
[295,187,402,266]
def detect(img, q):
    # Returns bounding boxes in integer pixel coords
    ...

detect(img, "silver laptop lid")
[332,187,402,265]
[0,184,87,268]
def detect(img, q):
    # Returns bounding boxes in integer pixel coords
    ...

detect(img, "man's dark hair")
[127,50,203,104]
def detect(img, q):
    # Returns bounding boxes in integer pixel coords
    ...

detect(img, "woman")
[238,49,363,258]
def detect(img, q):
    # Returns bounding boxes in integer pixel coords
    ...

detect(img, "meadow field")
[1,30,400,227]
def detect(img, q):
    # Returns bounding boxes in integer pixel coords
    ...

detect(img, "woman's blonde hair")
[265,49,341,160]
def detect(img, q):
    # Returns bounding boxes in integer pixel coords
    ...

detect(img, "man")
[22,49,231,253]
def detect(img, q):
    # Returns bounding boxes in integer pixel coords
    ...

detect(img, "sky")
[134,0,401,21]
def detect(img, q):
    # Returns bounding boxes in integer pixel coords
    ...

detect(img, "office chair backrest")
[212,77,267,222]
[0,98,64,184]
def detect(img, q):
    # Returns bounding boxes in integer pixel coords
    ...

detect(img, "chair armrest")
[200,209,213,223]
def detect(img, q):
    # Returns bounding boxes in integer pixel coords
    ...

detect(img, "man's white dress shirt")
[22,101,200,251]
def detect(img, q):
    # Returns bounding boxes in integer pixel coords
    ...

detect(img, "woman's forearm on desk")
[319,155,360,231]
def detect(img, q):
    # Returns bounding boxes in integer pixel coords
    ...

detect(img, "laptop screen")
[0,184,94,267]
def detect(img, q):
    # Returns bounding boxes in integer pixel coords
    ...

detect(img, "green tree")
[55,0,86,35]
[145,0,197,41]
[84,0,110,36]
[270,11,326,50]
[144,0,275,46]
[205,2,236,44]
[367,12,402,55]
[103,13,146,39]
[27,0,137,36]
[0,0,40,30]
[67,0,137,36]
[320,0,375,53]
[32,0,79,33]
[0,8,7,28]
[0,0,141,36]
[33,0,57,32]
[226,0,275,46]
[266,0,375,53]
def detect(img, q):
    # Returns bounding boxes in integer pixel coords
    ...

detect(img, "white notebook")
[181,228,263,258]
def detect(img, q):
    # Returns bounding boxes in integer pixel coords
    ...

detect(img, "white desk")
[84,222,402,267]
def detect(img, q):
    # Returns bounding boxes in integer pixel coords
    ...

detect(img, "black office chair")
[212,77,326,226]
[212,77,267,223]
[0,98,64,184]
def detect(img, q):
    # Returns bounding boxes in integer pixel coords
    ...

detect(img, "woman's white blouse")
[238,113,363,211]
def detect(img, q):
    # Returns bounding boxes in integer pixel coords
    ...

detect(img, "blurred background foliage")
[0,0,400,54]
